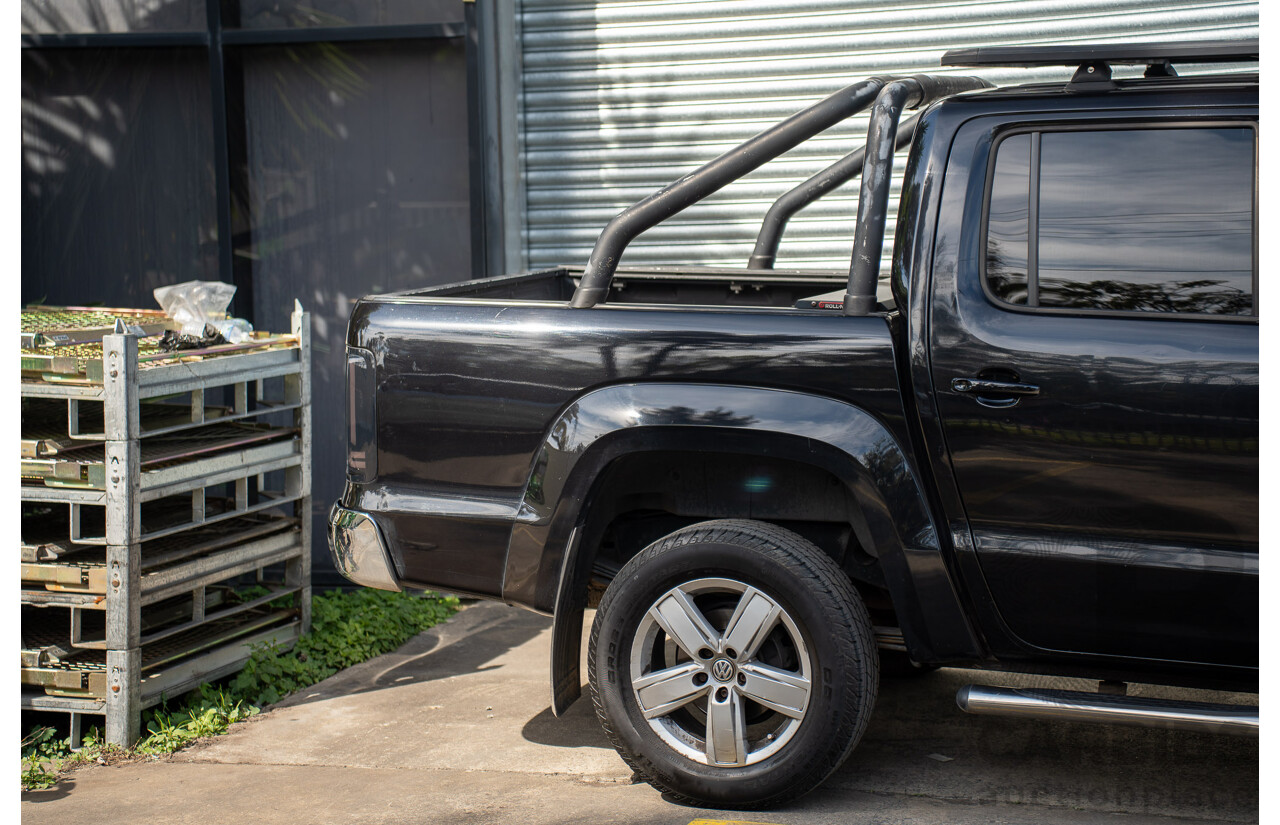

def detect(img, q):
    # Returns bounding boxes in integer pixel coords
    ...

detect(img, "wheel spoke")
[721,586,781,661]
[738,662,811,719]
[705,689,748,766]
[632,663,708,719]
[650,587,719,660]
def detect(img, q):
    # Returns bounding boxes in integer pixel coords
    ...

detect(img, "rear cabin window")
[984,126,1256,317]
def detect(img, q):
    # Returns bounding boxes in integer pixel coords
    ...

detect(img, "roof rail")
[942,39,1257,92]
[940,39,1258,69]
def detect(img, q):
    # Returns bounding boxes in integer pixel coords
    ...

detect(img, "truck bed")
[344,271,906,604]
[391,266,891,312]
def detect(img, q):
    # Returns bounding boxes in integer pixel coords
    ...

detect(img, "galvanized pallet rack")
[20,304,312,747]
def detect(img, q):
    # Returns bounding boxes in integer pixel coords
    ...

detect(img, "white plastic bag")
[213,317,254,344]
[153,281,238,337]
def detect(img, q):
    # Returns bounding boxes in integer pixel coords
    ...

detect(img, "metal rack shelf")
[22,422,296,489]
[20,306,173,349]
[19,304,312,746]
[21,338,302,395]
[21,618,301,744]
[23,501,293,560]
[21,399,238,457]
[24,469,307,549]
[22,604,299,698]
[20,438,302,507]
[21,514,300,601]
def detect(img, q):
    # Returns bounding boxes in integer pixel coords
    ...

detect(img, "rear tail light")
[346,346,377,482]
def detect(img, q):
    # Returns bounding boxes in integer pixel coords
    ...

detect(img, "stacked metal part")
[20,303,312,747]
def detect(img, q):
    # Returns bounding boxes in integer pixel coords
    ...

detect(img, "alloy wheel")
[628,576,812,767]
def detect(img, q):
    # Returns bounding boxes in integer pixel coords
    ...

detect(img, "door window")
[984,126,1256,317]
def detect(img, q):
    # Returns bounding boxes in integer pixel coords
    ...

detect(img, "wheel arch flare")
[503,382,982,716]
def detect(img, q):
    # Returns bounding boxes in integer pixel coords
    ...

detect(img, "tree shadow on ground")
[269,602,549,711]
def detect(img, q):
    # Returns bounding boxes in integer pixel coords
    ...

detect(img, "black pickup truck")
[329,41,1258,807]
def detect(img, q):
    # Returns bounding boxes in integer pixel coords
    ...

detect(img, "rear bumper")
[327,501,402,592]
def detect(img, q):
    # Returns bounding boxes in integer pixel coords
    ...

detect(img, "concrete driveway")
[22,602,1258,824]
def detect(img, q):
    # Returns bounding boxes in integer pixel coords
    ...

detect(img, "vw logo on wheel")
[711,658,735,682]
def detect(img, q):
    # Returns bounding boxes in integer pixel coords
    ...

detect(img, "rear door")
[929,116,1257,667]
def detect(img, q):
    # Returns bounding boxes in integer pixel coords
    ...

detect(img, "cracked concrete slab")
[21,602,1258,824]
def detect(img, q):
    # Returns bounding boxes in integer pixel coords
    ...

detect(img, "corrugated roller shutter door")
[517,0,1256,273]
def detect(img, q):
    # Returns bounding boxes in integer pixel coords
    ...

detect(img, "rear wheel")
[588,519,878,808]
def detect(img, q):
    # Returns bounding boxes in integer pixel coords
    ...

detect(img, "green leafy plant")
[216,588,458,708]
[21,726,65,790]
[19,725,118,789]
[136,689,259,755]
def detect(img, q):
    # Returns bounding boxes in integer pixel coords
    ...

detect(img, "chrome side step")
[956,685,1258,737]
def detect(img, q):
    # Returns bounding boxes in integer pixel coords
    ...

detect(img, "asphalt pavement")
[21,602,1259,824]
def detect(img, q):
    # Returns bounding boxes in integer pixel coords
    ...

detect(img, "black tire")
[587,519,878,808]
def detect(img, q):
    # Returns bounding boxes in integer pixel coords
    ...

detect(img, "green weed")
[136,689,259,755]
[21,725,121,791]
[20,726,64,790]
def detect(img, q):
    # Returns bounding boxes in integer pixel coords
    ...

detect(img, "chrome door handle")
[951,377,1040,396]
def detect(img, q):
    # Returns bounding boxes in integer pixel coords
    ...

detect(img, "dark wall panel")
[22,0,207,33]
[23,0,458,32]
[242,40,470,582]
[238,0,459,29]
[21,48,218,307]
